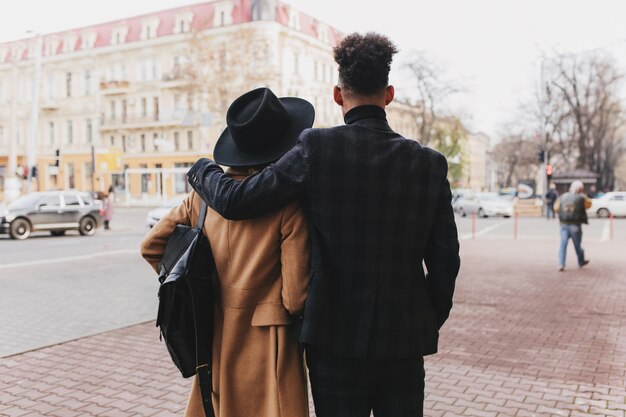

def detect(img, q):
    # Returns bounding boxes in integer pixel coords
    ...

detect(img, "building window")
[63,35,77,53]
[187,131,193,150]
[111,27,128,45]
[110,135,115,146]
[122,99,127,123]
[82,30,97,49]
[153,133,158,151]
[187,93,194,111]
[288,7,300,29]
[110,101,116,120]
[49,122,54,145]
[84,70,92,95]
[141,134,146,152]
[141,18,160,40]
[67,163,75,189]
[66,72,72,97]
[153,97,159,121]
[141,97,147,118]
[122,135,127,152]
[86,119,93,143]
[174,94,182,110]
[174,132,180,151]
[293,53,299,75]
[213,1,234,26]
[151,59,158,80]
[67,121,73,145]
[175,12,193,33]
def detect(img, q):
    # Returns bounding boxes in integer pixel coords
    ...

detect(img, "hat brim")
[213,97,315,167]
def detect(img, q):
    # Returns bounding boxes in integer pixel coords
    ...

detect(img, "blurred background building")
[0,0,490,203]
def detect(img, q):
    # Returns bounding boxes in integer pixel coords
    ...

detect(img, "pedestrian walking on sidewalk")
[545,183,558,220]
[187,32,460,417]
[555,180,592,271]
[99,192,113,230]
[141,88,313,417]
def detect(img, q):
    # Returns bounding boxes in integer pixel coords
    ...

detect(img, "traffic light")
[537,150,545,163]
[55,149,61,167]
[546,164,553,180]
[31,166,38,178]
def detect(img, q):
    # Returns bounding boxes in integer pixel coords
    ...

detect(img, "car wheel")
[478,208,486,218]
[78,216,97,236]
[50,230,66,237]
[9,218,31,240]
[597,208,610,218]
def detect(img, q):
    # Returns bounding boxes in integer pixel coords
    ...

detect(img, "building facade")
[0,0,475,202]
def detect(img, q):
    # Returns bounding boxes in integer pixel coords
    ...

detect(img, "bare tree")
[540,52,625,190]
[402,51,460,146]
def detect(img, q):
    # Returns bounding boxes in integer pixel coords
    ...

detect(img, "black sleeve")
[187,129,313,220]
[424,156,461,329]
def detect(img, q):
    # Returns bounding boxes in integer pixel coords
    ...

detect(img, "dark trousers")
[306,345,425,417]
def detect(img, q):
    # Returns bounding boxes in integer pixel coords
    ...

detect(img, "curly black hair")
[333,32,398,96]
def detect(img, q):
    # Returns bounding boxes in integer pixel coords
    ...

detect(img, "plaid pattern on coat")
[188,105,460,359]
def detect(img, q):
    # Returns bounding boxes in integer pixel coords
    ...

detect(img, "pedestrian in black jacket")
[187,32,460,417]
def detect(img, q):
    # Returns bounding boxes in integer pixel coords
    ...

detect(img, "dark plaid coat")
[188,105,460,359]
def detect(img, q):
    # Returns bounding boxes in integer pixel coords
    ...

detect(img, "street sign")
[95,148,123,173]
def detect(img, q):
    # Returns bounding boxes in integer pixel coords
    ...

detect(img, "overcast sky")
[1,0,626,139]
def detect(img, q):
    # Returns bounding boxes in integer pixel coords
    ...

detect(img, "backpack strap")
[193,198,214,417]
[196,200,208,230]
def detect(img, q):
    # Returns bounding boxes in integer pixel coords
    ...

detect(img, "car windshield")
[8,194,42,210]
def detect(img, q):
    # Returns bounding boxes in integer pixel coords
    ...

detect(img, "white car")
[453,193,514,218]
[588,192,626,218]
[146,198,184,228]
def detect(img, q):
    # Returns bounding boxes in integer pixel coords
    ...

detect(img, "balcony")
[99,80,130,95]
[41,99,60,111]
[161,66,194,89]
[99,110,199,131]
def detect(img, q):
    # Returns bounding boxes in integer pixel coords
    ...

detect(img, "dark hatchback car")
[0,191,103,240]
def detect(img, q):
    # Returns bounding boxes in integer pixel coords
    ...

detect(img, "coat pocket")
[251,303,293,326]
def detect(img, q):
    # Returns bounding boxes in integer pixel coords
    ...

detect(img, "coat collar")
[344,105,392,131]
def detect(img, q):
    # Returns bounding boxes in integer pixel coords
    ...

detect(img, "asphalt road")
[0,207,157,357]
[1,208,624,358]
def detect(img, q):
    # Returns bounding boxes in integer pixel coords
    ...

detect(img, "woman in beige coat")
[140,88,314,417]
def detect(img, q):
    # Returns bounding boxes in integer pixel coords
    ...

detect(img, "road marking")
[0,249,138,269]
[601,219,611,242]
[460,220,507,240]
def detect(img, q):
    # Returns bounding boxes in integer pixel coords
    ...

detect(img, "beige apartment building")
[0,0,487,202]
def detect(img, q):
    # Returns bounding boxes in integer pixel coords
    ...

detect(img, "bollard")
[472,212,476,240]
[514,212,518,240]
[610,212,614,240]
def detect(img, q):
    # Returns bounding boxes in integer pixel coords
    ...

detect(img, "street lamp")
[25,31,42,193]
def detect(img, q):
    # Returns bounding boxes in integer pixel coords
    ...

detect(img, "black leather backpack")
[156,201,215,417]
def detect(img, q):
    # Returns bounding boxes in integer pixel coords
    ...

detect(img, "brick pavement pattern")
[1,238,625,416]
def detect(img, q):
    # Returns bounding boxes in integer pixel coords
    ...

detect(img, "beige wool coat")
[140,172,310,417]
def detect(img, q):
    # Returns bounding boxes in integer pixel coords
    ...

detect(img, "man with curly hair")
[187,32,460,417]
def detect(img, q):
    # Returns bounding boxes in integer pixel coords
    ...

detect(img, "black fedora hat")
[213,88,314,167]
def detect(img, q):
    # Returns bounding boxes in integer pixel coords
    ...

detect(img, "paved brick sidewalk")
[1,238,625,416]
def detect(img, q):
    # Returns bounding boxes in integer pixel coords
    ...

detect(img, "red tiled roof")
[0,0,342,64]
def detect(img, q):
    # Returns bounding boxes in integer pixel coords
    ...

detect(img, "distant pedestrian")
[555,180,591,271]
[100,192,113,230]
[545,183,558,219]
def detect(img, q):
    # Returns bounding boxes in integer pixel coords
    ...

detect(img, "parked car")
[588,191,626,218]
[0,191,103,240]
[146,198,184,228]
[453,193,514,218]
